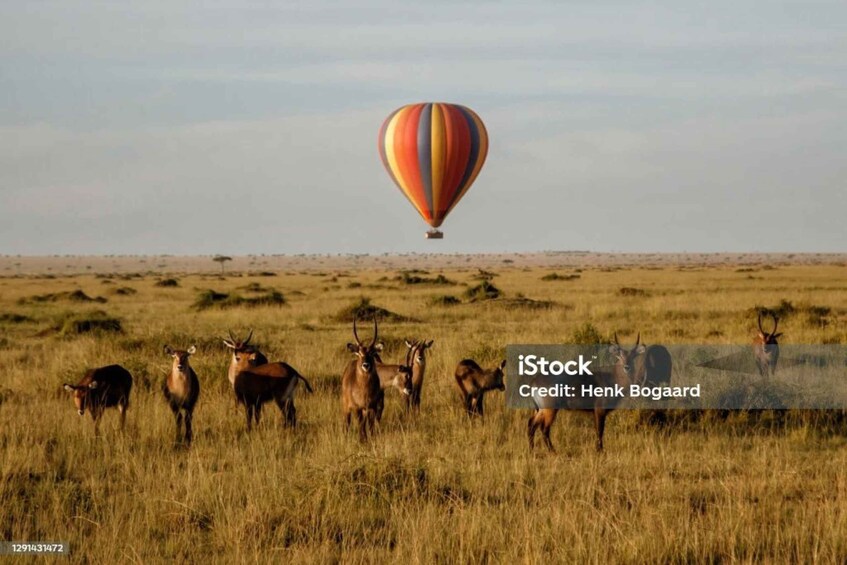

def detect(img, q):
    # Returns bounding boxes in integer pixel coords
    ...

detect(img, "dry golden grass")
[0,258,846,563]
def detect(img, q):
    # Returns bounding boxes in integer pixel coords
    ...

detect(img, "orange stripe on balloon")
[394,104,432,223]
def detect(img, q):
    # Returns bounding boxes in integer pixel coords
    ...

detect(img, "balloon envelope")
[378,103,488,229]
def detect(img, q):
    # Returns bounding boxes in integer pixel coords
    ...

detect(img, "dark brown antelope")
[224,329,301,424]
[374,347,414,421]
[405,339,433,411]
[162,345,200,445]
[527,333,647,453]
[341,312,383,441]
[63,364,133,434]
[234,359,313,431]
[454,359,506,418]
[753,312,782,377]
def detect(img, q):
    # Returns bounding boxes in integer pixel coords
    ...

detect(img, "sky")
[1,1,845,255]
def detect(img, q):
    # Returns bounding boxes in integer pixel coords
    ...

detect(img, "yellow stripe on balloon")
[430,103,447,215]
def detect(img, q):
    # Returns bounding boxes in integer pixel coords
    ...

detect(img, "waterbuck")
[234,360,314,431]
[162,345,200,445]
[405,339,433,411]
[341,312,383,441]
[454,359,506,418]
[63,364,133,434]
[527,333,647,453]
[224,329,299,424]
[753,312,782,377]
[374,346,414,421]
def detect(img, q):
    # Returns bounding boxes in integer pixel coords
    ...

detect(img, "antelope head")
[63,381,99,416]
[164,344,196,374]
[756,312,782,347]
[346,312,382,380]
[608,333,647,384]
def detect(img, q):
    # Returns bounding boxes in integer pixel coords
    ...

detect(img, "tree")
[213,255,232,274]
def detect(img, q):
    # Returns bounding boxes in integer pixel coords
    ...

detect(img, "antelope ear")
[772,333,783,339]
[404,339,414,348]
[88,381,99,389]
[635,344,647,355]
[164,345,174,356]
[187,345,197,355]
[374,342,384,352]
[346,343,358,353]
[425,340,434,348]
[63,384,75,392]
[499,359,507,370]
[608,344,622,355]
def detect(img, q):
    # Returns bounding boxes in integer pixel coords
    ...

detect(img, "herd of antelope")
[62,311,783,452]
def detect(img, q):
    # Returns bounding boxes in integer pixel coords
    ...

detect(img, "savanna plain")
[1,254,846,563]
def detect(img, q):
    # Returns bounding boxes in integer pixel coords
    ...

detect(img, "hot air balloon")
[378,103,488,239]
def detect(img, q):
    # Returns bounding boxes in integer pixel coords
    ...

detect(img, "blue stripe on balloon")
[417,103,433,215]
[455,105,480,195]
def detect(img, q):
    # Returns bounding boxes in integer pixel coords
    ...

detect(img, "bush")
[541,272,580,281]
[333,297,414,323]
[464,281,501,302]
[58,311,122,335]
[155,278,180,287]
[571,323,605,345]
[429,295,461,306]
[193,289,285,310]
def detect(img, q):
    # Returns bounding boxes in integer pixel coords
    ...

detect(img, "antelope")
[224,329,297,424]
[162,345,200,445]
[527,333,647,453]
[454,359,506,418]
[374,347,414,421]
[753,312,781,377]
[63,364,133,434]
[404,339,433,411]
[341,312,383,441]
[234,358,314,431]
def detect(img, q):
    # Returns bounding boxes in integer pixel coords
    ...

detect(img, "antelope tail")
[297,375,314,394]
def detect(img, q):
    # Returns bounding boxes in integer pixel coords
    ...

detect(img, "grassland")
[0,257,846,563]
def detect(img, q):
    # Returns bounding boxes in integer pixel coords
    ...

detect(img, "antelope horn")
[613,332,620,346]
[757,313,765,334]
[371,313,378,348]
[771,314,779,336]
[635,333,641,347]
[353,312,362,346]
[244,328,253,345]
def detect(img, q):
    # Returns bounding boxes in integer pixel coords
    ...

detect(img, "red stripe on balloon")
[439,104,471,218]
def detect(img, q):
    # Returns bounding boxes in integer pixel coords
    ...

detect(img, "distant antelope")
[234,358,313,431]
[753,312,782,377]
[374,347,414,421]
[63,365,133,434]
[527,333,648,452]
[454,359,506,418]
[405,339,433,411]
[162,345,200,445]
[341,312,383,441]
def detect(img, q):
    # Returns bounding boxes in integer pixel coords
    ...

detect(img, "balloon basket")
[425,229,444,239]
